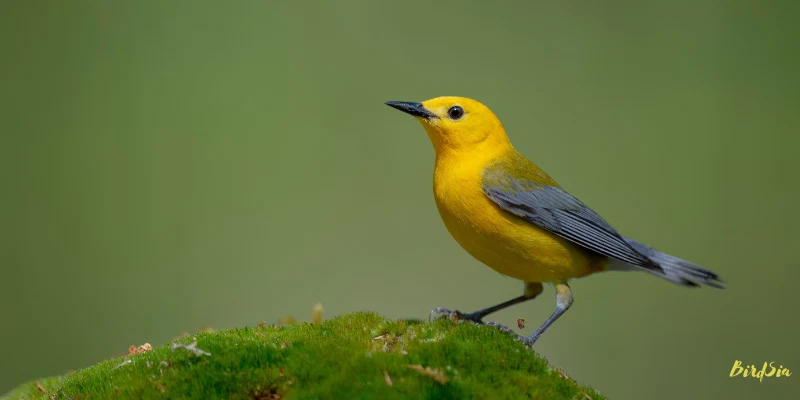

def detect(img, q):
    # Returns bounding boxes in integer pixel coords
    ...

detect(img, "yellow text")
[730,360,791,382]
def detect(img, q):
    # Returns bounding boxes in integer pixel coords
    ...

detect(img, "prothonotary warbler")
[385,96,724,346]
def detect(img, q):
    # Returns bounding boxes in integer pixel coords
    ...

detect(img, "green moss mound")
[2,312,605,400]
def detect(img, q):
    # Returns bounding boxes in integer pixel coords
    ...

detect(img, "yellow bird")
[385,96,724,345]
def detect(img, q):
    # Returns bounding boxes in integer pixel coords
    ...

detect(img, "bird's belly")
[435,193,600,283]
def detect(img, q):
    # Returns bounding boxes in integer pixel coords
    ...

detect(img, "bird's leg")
[429,282,544,325]
[429,296,528,324]
[519,282,573,346]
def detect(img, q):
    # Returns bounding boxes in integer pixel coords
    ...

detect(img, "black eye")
[447,106,464,120]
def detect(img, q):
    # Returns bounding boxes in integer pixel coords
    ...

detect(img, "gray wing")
[482,172,652,267]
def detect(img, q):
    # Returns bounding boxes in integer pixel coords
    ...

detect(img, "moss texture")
[2,312,605,400]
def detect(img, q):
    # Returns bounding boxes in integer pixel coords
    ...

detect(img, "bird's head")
[385,96,510,155]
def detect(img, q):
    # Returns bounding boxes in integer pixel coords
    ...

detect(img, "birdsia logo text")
[730,360,791,382]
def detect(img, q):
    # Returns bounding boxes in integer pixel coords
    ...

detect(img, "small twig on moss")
[112,359,133,371]
[170,339,211,357]
[408,364,448,384]
[383,370,393,387]
[312,303,324,324]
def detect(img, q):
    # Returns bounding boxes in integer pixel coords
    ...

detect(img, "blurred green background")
[1,1,798,399]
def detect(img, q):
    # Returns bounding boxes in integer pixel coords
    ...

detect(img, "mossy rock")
[2,312,605,399]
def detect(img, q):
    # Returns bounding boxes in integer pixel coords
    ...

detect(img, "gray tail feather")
[610,237,725,289]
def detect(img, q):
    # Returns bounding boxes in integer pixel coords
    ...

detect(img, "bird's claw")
[519,335,538,347]
[484,320,517,335]
[484,321,539,347]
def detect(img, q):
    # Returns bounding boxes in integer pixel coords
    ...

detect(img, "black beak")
[384,101,438,119]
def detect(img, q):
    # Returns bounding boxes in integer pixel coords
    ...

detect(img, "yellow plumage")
[432,144,603,283]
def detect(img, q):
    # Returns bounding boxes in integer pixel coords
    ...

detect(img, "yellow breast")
[432,154,601,283]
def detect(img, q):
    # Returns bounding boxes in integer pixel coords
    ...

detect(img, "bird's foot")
[517,334,539,348]
[483,320,517,336]
[429,308,540,347]
[428,307,485,324]
[519,334,541,347]
[484,321,540,347]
